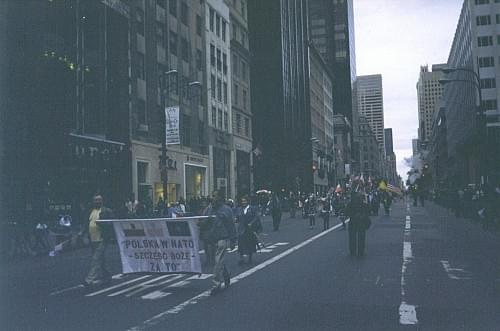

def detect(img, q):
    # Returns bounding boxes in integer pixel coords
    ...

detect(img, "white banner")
[111,217,202,274]
[165,106,180,145]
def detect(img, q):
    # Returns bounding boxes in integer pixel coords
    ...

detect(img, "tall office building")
[439,0,500,185]
[416,64,445,145]
[356,74,385,153]
[130,0,209,206]
[2,0,131,222]
[384,128,398,185]
[248,0,313,193]
[309,0,357,173]
[225,0,253,198]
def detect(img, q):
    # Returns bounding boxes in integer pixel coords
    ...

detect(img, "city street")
[1,200,499,331]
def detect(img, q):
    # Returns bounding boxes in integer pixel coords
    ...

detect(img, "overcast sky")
[353,0,464,179]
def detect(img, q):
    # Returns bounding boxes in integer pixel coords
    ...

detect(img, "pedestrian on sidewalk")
[345,192,371,257]
[305,194,317,229]
[83,194,114,288]
[203,190,237,295]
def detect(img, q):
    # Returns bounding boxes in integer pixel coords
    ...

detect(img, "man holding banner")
[203,190,237,295]
[84,194,114,287]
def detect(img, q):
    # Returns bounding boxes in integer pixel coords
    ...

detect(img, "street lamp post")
[159,69,201,204]
[439,64,487,185]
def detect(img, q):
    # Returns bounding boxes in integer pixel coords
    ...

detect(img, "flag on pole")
[387,183,403,196]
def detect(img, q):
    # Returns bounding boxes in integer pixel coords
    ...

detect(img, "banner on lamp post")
[165,106,180,145]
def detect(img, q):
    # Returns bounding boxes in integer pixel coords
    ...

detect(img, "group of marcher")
[77,178,402,293]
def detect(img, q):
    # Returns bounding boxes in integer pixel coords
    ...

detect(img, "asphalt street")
[1,200,499,331]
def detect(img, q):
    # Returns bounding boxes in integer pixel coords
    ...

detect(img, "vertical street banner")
[109,217,204,274]
[165,106,180,145]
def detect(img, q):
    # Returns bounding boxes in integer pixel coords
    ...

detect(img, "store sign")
[165,106,180,145]
[187,155,204,163]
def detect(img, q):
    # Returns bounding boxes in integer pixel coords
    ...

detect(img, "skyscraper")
[248,0,313,192]
[356,74,385,153]
[416,64,445,145]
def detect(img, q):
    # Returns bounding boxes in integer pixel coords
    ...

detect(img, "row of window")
[476,14,500,26]
[211,107,229,131]
[234,112,251,137]
[475,0,500,4]
[210,44,228,75]
[233,53,248,81]
[209,7,228,42]
[477,35,500,47]
[210,74,228,104]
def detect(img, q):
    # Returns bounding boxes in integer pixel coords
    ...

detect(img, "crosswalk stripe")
[141,291,172,300]
[85,275,151,297]
[123,275,183,297]
[109,275,175,297]
[187,274,212,280]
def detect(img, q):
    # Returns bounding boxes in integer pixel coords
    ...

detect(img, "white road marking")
[109,275,176,297]
[85,275,151,297]
[50,273,124,296]
[375,276,380,285]
[274,242,289,246]
[167,280,190,288]
[123,275,182,297]
[440,260,471,280]
[187,274,212,280]
[399,203,418,325]
[126,221,348,331]
[50,284,84,296]
[141,291,172,300]
[259,248,273,253]
[266,245,278,249]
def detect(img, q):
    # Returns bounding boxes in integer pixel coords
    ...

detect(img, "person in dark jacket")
[84,194,114,287]
[235,196,261,265]
[269,193,282,231]
[345,192,371,257]
[319,198,331,230]
[203,190,237,295]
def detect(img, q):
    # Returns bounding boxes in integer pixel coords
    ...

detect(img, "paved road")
[1,200,499,330]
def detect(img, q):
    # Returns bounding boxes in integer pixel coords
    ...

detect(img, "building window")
[137,99,146,125]
[478,35,493,47]
[241,60,247,80]
[242,89,247,109]
[232,22,238,40]
[233,54,238,76]
[476,15,491,25]
[475,0,489,4]
[216,49,222,71]
[198,120,205,145]
[196,49,203,71]
[216,14,220,37]
[181,2,188,25]
[223,111,228,131]
[211,74,216,98]
[156,23,165,48]
[497,35,500,45]
[137,53,145,79]
[241,0,246,19]
[480,78,496,89]
[479,56,495,67]
[217,78,222,101]
[223,53,228,75]
[210,44,215,66]
[212,106,217,126]
[222,20,227,42]
[196,14,202,36]
[136,9,145,36]
[181,37,189,62]
[169,0,177,16]
[137,161,149,185]
[223,82,228,104]
[241,30,247,48]
[244,117,250,136]
[157,0,166,8]
[218,109,223,129]
[236,113,242,134]
[170,30,178,55]
[182,114,191,146]
[233,83,239,105]
[481,99,498,110]
[209,8,215,32]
